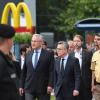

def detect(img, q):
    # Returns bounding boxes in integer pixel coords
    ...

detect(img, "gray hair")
[57,41,69,49]
[68,40,73,45]
[32,34,43,41]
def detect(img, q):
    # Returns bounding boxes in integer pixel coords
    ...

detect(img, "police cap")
[0,24,15,39]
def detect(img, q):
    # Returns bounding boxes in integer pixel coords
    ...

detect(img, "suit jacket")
[20,49,54,94]
[70,49,92,89]
[0,51,19,100]
[13,61,21,79]
[54,55,81,98]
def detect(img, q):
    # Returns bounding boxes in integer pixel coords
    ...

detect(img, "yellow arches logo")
[1,2,33,32]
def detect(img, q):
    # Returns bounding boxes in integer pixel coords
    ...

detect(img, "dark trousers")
[0,92,20,100]
[20,94,25,100]
[56,87,76,100]
[76,82,92,100]
[25,92,50,100]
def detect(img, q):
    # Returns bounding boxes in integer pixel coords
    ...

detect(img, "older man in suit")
[54,41,81,100]
[19,34,54,100]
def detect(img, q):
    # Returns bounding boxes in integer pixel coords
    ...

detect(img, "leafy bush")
[13,32,32,44]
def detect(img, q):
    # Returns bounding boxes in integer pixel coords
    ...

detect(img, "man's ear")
[7,38,12,42]
[66,49,68,53]
[82,41,83,45]
[6,39,9,43]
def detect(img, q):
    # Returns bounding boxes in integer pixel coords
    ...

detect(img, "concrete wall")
[24,0,36,27]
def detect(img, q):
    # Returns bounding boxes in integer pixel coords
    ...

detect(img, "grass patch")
[51,96,55,100]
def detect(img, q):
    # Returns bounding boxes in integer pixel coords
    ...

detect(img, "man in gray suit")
[54,41,81,100]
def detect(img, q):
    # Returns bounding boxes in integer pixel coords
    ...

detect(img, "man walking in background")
[71,35,92,100]
[68,40,74,54]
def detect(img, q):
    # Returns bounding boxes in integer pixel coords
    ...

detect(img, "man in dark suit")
[19,34,54,100]
[0,24,20,100]
[54,41,81,100]
[71,35,92,100]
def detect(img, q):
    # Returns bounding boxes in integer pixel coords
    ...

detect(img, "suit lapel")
[81,49,86,70]
[28,51,34,70]
[56,56,71,78]
[56,58,61,73]
[30,49,44,70]
[64,55,71,72]
[35,49,44,70]
[60,55,71,78]
[71,52,75,57]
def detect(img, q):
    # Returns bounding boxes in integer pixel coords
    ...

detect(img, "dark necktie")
[34,50,38,69]
[61,59,64,75]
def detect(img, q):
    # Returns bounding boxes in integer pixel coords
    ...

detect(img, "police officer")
[91,34,100,100]
[0,24,20,100]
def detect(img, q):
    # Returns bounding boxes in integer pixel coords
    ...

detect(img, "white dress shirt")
[21,55,25,70]
[74,48,82,68]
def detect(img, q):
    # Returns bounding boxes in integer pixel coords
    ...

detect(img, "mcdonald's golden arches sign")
[1,2,35,32]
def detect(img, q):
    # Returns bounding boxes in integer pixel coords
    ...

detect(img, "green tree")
[50,0,100,38]
[37,0,68,41]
